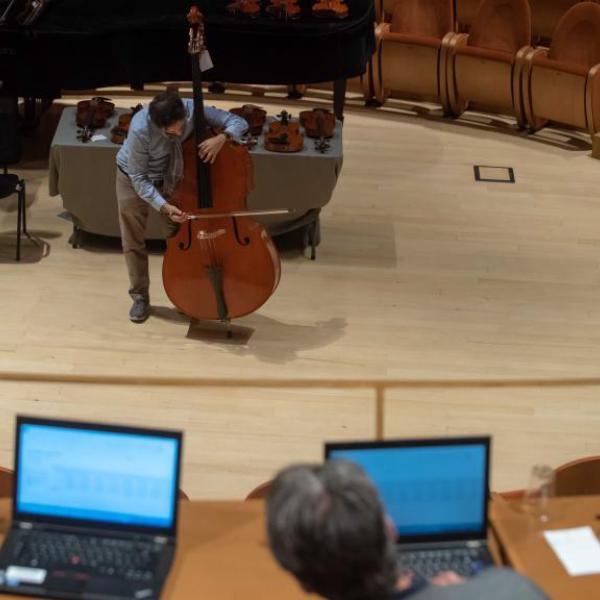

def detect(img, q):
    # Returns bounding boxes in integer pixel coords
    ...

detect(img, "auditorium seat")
[376,0,403,22]
[554,455,600,496]
[497,455,600,499]
[245,480,272,500]
[0,467,14,498]
[456,0,482,31]
[530,0,586,42]
[372,0,455,109]
[445,0,532,125]
[521,2,600,138]
[456,1,592,42]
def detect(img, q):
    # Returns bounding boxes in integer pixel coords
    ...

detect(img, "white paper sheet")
[544,527,600,576]
[91,134,107,142]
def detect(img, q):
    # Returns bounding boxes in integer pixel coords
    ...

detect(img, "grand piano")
[0,0,374,117]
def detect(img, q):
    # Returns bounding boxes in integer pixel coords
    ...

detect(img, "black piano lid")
[1,0,374,94]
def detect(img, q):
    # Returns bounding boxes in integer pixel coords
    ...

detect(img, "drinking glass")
[521,464,554,524]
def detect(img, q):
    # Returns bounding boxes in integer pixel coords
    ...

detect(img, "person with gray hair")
[266,461,548,600]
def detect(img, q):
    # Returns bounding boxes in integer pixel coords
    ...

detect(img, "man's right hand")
[430,571,464,586]
[160,202,187,223]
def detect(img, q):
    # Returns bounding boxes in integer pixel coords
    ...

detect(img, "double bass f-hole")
[231,217,250,246]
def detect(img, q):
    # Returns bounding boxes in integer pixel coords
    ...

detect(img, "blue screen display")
[328,444,487,537]
[17,424,179,529]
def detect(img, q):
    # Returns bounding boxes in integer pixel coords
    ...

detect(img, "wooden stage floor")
[1,93,600,498]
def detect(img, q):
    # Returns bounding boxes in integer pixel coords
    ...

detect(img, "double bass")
[162,7,286,334]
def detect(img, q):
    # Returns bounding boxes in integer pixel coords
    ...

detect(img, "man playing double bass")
[116,91,248,323]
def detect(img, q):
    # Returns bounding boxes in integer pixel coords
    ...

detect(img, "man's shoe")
[129,298,150,323]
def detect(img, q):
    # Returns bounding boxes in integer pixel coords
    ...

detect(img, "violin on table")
[312,0,348,18]
[111,104,143,145]
[230,104,267,136]
[299,108,335,153]
[76,97,114,143]
[266,0,301,20]
[264,111,304,152]
[226,0,261,18]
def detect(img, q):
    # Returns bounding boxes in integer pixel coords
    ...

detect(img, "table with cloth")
[49,107,343,254]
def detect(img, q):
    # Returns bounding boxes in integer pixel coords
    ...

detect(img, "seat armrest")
[585,63,600,136]
[375,21,390,41]
[521,47,549,130]
[442,33,469,115]
[513,45,536,127]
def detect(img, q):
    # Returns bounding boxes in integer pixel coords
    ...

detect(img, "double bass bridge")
[197,228,226,241]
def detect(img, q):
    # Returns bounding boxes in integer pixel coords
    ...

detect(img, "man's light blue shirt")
[116,99,248,211]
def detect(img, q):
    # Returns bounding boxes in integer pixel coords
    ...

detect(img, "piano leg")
[23,97,36,126]
[333,79,347,123]
[287,84,304,100]
[208,82,226,94]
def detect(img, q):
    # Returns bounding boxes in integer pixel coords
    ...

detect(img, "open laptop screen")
[14,418,181,534]
[325,438,490,542]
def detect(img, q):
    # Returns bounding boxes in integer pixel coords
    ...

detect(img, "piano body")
[0,0,375,116]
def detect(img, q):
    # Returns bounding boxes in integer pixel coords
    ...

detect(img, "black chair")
[0,95,28,261]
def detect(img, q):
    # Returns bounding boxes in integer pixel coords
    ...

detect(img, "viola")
[230,104,267,136]
[266,0,301,20]
[312,0,348,19]
[76,97,114,143]
[111,104,143,145]
[226,0,261,18]
[264,110,304,152]
[162,7,285,333]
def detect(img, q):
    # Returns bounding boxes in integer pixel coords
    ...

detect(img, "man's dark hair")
[266,461,398,600]
[148,91,187,128]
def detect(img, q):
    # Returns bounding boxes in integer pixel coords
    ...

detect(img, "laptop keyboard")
[400,546,491,579]
[11,532,163,582]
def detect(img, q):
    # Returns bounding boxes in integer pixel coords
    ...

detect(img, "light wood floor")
[2,91,600,499]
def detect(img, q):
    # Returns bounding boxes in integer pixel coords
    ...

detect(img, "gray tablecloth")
[49,107,343,239]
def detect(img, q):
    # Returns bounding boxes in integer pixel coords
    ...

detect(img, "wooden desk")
[490,495,600,600]
[0,499,311,599]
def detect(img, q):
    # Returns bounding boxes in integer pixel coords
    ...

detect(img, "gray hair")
[266,460,398,600]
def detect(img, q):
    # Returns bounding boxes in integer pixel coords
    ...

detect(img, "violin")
[230,104,267,136]
[264,111,304,152]
[226,0,261,18]
[312,0,348,19]
[266,0,301,20]
[110,104,143,145]
[162,7,286,333]
[299,108,335,153]
[76,97,114,143]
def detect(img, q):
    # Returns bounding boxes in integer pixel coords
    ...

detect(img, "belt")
[118,165,163,187]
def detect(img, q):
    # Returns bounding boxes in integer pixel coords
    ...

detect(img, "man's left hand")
[198,133,227,164]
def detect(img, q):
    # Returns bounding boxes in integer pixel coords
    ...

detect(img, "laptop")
[325,436,494,579]
[0,416,183,600]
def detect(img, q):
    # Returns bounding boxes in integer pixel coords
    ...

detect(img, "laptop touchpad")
[86,576,132,596]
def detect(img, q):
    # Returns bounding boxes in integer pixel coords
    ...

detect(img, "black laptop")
[325,436,494,579]
[0,416,183,600]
